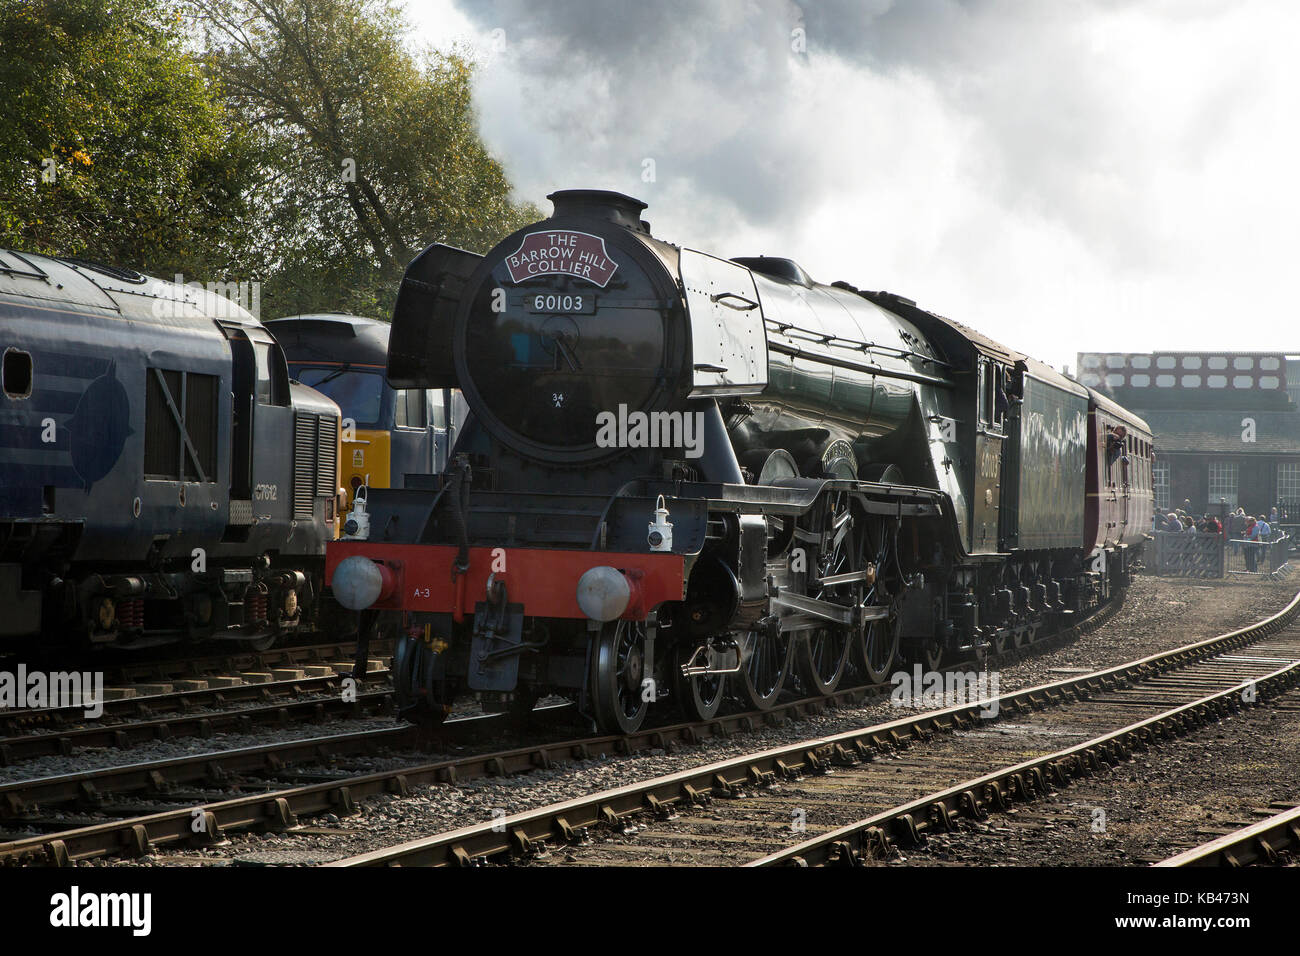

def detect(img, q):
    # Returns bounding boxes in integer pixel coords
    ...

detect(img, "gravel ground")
[881,693,1300,866]
[56,572,1292,866]
[0,714,403,785]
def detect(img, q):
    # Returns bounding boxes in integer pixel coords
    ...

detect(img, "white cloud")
[406,0,1300,372]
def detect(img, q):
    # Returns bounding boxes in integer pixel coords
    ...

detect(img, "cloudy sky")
[403,0,1300,374]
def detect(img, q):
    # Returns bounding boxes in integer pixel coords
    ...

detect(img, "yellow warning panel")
[341,428,391,505]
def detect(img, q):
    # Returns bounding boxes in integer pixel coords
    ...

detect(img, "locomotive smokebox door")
[679,249,769,398]
[467,601,526,691]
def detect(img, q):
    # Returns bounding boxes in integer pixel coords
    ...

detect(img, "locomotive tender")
[328,190,1153,733]
[0,249,342,648]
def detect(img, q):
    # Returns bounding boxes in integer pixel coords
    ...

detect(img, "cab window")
[292,365,385,428]
[978,359,1005,433]
[395,388,426,429]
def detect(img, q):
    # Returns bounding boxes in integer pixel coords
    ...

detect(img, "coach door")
[971,358,1006,552]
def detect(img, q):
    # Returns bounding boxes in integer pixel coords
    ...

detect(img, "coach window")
[2,348,32,399]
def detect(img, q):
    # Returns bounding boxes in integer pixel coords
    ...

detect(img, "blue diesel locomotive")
[0,249,343,649]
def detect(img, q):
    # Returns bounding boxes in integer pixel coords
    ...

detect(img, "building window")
[1181,374,1201,388]
[1182,356,1202,369]
[1106,373,1124,387]
[1208,461,1238,508]
[1279,463,1300,508]
[1131,374,1150,387]
[1156,374,1175,387]
[1261,357,1281,371]
[1261,376,1280,389]
[1208,375,1227,388]
[1131,356,1151,369]
[1208,356,1227,370]
[1233,375,1252,388]
[1234,356,1254,370]
[1157,355,1176,369]
[1153,460,1170,511]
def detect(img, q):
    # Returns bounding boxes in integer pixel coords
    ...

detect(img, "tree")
[0,0,254,276]
[188,0,538,318]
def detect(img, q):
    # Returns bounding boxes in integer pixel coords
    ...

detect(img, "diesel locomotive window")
[430,390,447,429]
[2,348,32,398]
[254,342,290,406]
[292,366,385,428]
[394,388,427,429]
[144,369,219,481]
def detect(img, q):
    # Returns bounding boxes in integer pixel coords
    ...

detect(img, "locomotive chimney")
[548,189,649,233]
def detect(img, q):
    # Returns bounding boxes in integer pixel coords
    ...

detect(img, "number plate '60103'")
[527,293,597,314]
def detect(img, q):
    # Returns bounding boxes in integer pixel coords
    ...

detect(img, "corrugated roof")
[1143,409,1300,454]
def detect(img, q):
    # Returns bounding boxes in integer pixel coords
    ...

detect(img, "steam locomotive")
[327,190,1153,733]
[0,249,342,650]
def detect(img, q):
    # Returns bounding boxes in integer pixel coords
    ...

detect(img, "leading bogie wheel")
[675,642,727,722]
[392,632,455,727]
[590,619,651,734]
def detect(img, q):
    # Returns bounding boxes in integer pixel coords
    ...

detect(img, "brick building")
[1076,352,1300,519]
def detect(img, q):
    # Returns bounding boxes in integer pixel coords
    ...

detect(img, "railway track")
[0,679,394,766]
[0,638,395,735]
[1156,803,1300,867]
[0,591,1127,866]
[320,588,1300,867]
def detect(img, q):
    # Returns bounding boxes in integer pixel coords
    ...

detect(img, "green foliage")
[0,0,254,276]
[189,0,539,319]
[0,0,537,320]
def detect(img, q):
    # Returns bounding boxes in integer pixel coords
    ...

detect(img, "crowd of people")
[1152,501,1286,572]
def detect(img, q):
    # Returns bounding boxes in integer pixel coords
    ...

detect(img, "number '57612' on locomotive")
[327,190,1154,734]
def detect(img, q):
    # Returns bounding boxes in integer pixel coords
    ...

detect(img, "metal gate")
[1153,532,1224,578]
[1226,533,1293,580]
